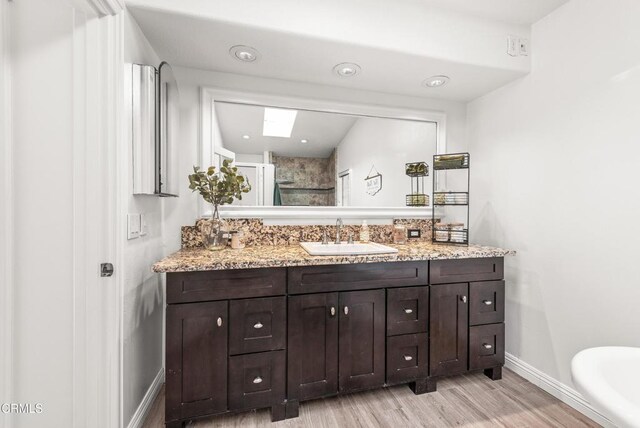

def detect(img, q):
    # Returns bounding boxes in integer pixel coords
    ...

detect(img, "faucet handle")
[322,229,329,245]
[347,232,354,244]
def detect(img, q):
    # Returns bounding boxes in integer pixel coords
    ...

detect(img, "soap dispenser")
[360,220,370,243]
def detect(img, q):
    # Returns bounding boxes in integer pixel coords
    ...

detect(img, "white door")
[3,1,123,427]
[235,162,276,206]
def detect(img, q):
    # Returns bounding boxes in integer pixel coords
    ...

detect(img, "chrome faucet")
[335,218,343,244]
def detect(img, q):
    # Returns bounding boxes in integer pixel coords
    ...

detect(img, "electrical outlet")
[507,35,518,57]
[518,38,529,56]
[408,229,421,239]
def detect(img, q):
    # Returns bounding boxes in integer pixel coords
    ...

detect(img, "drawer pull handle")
[330,306,336,317]
[483,344,493,350]
[344,306,349,315]
[403,355,413,361]
[404,308,413,314]
[253,322,263,329]
[483,300,493,306]
[461,296,467,303]
[216,317,223,327]
[253,376,263,384]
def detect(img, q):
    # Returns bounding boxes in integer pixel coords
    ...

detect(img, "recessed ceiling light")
[242,135,250,140]
[263,107,298,138]
[229,45,260,62]
[333,62,361,77]
[300,139,308,144]
[422,75,450,88]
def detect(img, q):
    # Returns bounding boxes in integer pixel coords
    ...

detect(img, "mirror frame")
[200,86,447,221]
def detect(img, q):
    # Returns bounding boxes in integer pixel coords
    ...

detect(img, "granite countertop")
[153,241,515,273]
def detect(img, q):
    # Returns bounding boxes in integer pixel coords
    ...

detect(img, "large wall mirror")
[201,88,447,219]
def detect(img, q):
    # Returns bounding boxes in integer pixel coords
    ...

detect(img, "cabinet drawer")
[288,262,428,294]
[469,323,505,371]
[386,287,429,336]
[166,268,286,304]
[229,297,286,355]
[430,258,504,284]
[386,333,428,385]
[469,281,505,326]
[228,350,286,411]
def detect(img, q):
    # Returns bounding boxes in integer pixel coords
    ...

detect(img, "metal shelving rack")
[405,161,430,207]
[432,153,470,245]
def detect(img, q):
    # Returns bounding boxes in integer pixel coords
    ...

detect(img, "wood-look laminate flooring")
[142,369,600,428]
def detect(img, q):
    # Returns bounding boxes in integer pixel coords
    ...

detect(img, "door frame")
[0,2,14,427]
[67,1,125,427]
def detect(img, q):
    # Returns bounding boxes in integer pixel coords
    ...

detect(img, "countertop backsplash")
[181,218,436,248]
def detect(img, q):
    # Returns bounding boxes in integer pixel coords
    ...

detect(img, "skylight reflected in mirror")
[263,107,298,138]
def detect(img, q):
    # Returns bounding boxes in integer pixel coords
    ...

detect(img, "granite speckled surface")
[181,218,437,248]
[153,241,515,273]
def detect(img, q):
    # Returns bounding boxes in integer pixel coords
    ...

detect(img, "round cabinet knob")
[403,355,413,361]
[216,317,223,327]
[330,306,336,317]
[344,306,349,315]
[461,296,467,303]
[404,308,413,314]
[483,300,493,306]
[483,344,493,350]
[253,376,263,384]
[253,322,263,329]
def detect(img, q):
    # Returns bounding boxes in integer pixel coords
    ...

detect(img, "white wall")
[122,10,166,426]
[467,0,640,396]
[337,118,437,207]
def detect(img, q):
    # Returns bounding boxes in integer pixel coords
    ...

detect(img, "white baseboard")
[126,368,164,428]
[505,353,613,428]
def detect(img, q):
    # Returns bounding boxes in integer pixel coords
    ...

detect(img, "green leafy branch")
[188,159,251,206]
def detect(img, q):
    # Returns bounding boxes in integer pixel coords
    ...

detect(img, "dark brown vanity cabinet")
[287,289,386,401]
[287,293,339,401]
[166,301,229,420]
[165,269,288,428]
[164,258,506,426]
[428,259,506,383]
[429,282,469,377]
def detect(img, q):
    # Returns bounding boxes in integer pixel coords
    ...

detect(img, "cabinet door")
[166,301,228,422]
[287,293,339,401]
[339,289,386,393]
[429,283,469,377]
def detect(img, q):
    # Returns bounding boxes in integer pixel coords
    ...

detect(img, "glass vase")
[201,205,228,251]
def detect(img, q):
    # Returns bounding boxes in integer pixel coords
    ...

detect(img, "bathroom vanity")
[155,243,512,427]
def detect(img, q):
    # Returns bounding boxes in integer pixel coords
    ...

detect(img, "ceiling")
[127,0,568,102]
[215,102,358,158]
[415,0,569,25]
[128,7,524,102]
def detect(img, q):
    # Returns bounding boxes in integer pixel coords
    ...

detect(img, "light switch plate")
[139,213,148,237]
[507,35,518,57]
[127,213,141,240]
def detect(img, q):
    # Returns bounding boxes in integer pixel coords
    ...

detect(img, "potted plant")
[188,160,251,251]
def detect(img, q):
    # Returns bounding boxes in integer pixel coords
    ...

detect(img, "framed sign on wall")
[365,165,382,196]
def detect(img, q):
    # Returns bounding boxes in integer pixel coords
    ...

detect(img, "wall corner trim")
[126,368,165,428]
[504,353,613,428]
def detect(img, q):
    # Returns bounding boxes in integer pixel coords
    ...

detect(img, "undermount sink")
[300,241,398,256]
[571,346,640,428]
